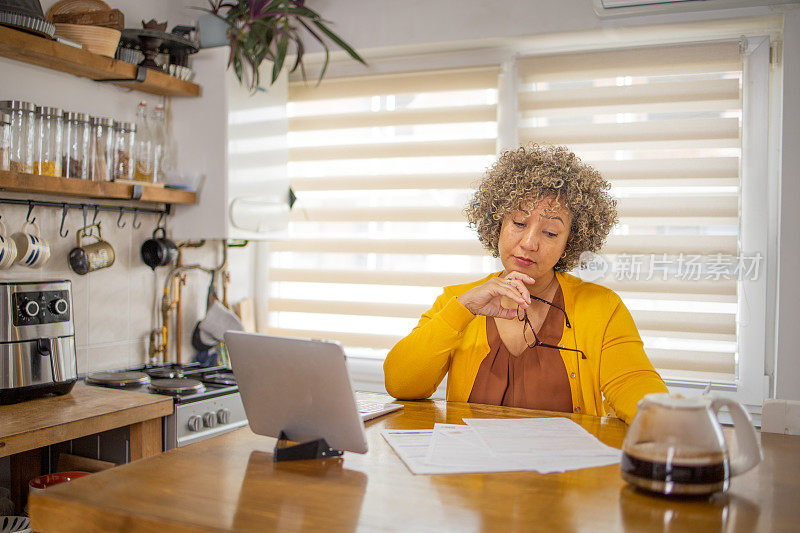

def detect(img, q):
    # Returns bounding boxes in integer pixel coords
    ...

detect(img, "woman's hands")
[457,272,534,319]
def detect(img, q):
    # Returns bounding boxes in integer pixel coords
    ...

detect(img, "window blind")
[270,67,500,357]
[517,41,742,383]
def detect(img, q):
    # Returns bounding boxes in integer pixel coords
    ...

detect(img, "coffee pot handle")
[710,397,763,476]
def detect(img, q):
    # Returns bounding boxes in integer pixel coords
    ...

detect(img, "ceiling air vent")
[600,0,706,7]
[594,0,798,17]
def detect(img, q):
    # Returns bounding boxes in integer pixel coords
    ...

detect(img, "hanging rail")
[0,198,170,218]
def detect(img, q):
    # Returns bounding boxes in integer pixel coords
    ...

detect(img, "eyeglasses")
[517,297,587,359]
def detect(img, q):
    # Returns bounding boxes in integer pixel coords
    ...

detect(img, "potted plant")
[201,0,366,91]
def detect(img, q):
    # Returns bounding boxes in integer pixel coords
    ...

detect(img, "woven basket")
[45,0,109,19]
[54,23,120,56]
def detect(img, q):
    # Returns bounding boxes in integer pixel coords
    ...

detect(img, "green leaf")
[312,20,367,65]
[272,32,289,84]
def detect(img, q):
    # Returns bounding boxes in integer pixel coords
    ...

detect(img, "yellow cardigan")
[383,271,667,424]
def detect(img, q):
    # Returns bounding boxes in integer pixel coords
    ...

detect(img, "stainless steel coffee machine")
[0,280,78,404]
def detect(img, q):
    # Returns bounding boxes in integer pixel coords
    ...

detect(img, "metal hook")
[117,208,127,228]
[82,205,88,230]
[132,209,142,229]
[59,204,69,238]
[26,202,35,224]
[156,211,165,230]
[92,205,100,226]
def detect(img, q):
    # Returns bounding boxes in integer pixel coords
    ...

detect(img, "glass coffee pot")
[621,393,762,496]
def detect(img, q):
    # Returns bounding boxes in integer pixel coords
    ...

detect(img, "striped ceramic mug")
[12,221,50,269]
[0,220,17,269]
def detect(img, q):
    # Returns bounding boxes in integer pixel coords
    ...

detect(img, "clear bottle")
[133,101,153,182]
[34,106,63,176]
[0,112,10,171]
[150,104,167,183]
[0,100,35,174]
[113,121,136,181]
[90,116,115,181]
[62,112,90,179]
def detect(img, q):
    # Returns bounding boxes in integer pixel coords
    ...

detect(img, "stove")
[84,362,247,450]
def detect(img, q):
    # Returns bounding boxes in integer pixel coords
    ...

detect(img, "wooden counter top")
[0,382,173,458]
[28,398,800,532]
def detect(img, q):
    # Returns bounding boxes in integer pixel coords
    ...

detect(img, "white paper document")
[463,417,620,456]
[382,417,620,476]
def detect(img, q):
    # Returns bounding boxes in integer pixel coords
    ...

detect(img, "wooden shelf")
[0,25,200,97]
[0,170,196,205]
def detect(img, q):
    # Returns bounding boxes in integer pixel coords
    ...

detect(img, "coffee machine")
[0,280,78,404]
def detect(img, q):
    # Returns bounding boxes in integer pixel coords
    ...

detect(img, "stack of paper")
[382,417,621,475]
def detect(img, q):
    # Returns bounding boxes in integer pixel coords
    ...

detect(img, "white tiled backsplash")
[0,193,224,374]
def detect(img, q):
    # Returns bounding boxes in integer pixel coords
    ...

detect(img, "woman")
[383,144,667,424]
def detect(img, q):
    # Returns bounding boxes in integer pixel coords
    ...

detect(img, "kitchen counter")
[27,398,800,532]
[1,382,173,511]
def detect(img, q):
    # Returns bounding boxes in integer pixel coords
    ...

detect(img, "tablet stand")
[273,431,344,462]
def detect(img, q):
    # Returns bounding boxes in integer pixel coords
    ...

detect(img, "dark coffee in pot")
[621,442,730,496]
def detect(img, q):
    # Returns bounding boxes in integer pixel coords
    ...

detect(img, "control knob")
[187,415,202,432]
[217,408,231,425]
[22,300,39,317]
[50,298,68,315]
[203,412,217,428]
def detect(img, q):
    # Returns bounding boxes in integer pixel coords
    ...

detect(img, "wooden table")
[28,397,800,532]
[0,383,173,512]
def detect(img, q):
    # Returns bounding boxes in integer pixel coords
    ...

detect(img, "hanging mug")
[0,220,17,269]
[12,220,50,268]
[140,226,178,270]
[68,224,115,275]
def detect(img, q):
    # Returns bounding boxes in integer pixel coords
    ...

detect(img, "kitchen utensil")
[0,280,77,404]
[191,321,216,351]
[140,226,177,270]
[33,105,63,176]
[0,100,35,174]
[115,46,143,64]
[28,471,90,493]
[0,516,30,533]
[89,116,113,181]
[0,220,18,269]
[54,23,120,57]
[167,64,194,81]
[621,392,762,496]
[119,28,198,70]
[50,9,123,29]
[12,220,49,268]
[0,112,10,171]
[198,300,245,345]
[68,223,115,275]
[0,491,13,515]
[44,0,109,19]
[0,0,55,38]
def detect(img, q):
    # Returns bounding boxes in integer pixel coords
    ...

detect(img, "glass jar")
[0,100,35,174]
[90,116,114,181]
[34,106,63,176]
[0,113,10,171]
[62,112,90,179]
[113,121,135,181]
[133,101,153,182]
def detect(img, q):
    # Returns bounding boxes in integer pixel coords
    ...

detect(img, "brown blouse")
[468,285,573,412]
